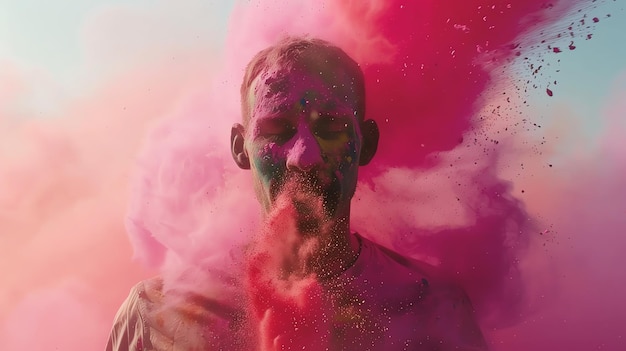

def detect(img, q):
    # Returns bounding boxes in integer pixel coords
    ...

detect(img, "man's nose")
[286,128,324,172]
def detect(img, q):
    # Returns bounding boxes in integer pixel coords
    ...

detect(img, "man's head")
[231,37,379,221]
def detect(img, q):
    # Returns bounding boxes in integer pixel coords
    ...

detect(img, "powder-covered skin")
[244,59,362,218]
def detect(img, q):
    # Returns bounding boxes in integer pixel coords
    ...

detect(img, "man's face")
[243,51,364,219]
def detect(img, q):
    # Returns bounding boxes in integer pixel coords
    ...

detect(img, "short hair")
[240,37,365,126]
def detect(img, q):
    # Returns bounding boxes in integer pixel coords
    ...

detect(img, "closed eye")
[258,118,296,142]
[314,114,352,140]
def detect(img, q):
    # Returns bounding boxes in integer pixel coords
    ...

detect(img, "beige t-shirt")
[105,236,487,351]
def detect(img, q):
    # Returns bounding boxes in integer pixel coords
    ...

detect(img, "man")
[106,37,487,351]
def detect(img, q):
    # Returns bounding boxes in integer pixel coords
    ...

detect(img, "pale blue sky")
[548,1,626,115]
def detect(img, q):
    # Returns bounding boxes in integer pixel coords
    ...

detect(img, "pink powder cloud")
[2,0,623,350]
[0,2,226,347]
[491,72,626,350]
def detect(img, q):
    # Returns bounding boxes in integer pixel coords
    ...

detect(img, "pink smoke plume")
[0,57,203,348]
[0,1,225,349]
[488,73,626,350]
[1,0,624,350]
[246,183,335,350]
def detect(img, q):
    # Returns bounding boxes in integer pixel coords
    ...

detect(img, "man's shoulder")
[342,237,488,349]
[360,236,456,289]
[133,276,165,309]
[135,274,244,327]
[359,236,480,314]
[111,276,165,321]
[108,275,248,350]
[105,277,162,351]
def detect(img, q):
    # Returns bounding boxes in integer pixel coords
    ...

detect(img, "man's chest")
[328,284,450,351]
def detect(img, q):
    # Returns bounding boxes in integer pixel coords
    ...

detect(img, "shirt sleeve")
[105,283,149,351]
[437,286,489,351]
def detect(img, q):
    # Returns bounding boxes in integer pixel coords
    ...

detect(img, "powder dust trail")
[246,182,334,351]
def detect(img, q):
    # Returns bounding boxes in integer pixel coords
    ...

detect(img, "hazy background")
[1,1,624,350]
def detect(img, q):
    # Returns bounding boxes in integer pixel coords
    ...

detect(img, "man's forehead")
[263,46,358,82]
[249,70,358,117]
[259,72,291,98]
[244,45,364,125]
[253,63,358,100]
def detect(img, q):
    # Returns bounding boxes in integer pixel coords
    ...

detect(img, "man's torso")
[106,236,486,351]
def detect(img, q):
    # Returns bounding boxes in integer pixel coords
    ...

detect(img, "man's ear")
[231,123,250,169]
[359,119,379,166]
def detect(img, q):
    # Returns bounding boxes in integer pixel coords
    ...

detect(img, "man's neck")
[308,216,361,280]
[257,201,360,280]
